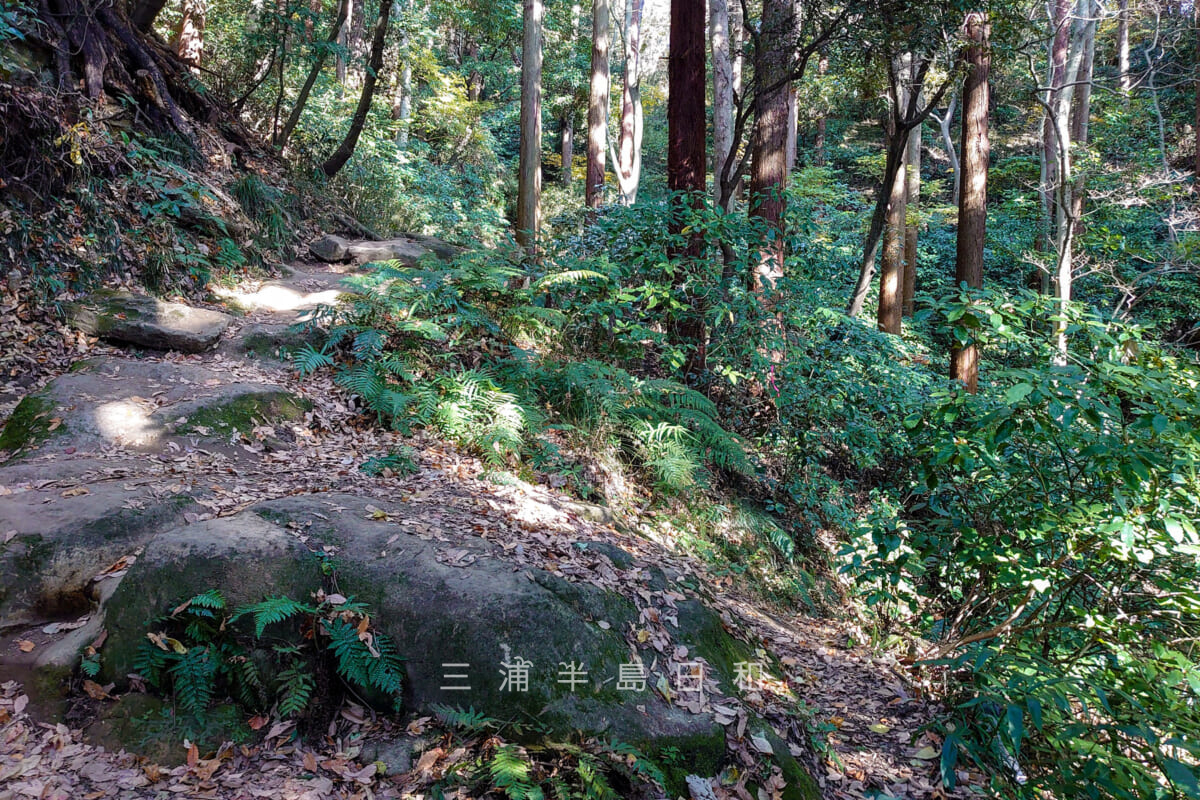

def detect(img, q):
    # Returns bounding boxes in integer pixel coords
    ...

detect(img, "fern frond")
[169,646,216,717]
[232,597,314,638]
[292,343,334,377]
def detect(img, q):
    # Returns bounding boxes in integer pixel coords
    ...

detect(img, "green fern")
[325,618,404,707]
[169,646,217,717]
[490,744,543,800]
[430,704,499,733]
[232,596,314,638]
[291,343,334,377]
[275,663,315,718]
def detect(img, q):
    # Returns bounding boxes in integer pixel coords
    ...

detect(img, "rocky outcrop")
[66,291,232,353]
[309,233,459,266]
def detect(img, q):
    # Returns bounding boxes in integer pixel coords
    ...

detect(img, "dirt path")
[0,263,979,800]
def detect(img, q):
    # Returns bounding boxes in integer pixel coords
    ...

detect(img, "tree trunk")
[278,0,351,149]
[903,106,921,318]
[845,133,906,318]
[561,114,574,186]
[1037,0,1070,255]
[612,0,644,204]
[937,93,959,206]
[173,0,205,67]
[668,0,708,373]
[1117,0,1131,98]
[336,0,353,86]
[1069,0,1097,231]
[710,0,735,210]
[785,84,798,175]
[321,0,391,178]
[951,12,989,393]
[586,0,610,207]
[516,0,545,254]
[877,122,907,335]
[813,53,828,167]
[748,0,796,300]
[392,20,413,148]
[1195,0,1199,176]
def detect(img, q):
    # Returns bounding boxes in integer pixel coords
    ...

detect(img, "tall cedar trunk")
[813,53,828,167]
[173,0,205,67]
[903,108,921,317]
[612,0,644,204]
[516,0,544,254]
[586,0,610,207]
[561,115,574,186]
[877,120,907,335]
[950,13,989,393]
[748,0,795,301]
[392,21,412,148]
[1037,0,1070,255]
[668,0,708,373]
[278,0,351,149]
[336,0,353,85]
[321,0,391,178]
[1118,0,1131,98]
[710,0,734,210]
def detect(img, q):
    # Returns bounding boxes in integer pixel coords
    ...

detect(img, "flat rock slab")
[66,291,232,353]
[309,233,459,266]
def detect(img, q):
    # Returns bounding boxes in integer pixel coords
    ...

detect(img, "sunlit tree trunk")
[560,114,574,186]
[951,12,989,393]
[321,0,391,177]
[173,0,205,67]
[517,0,544,254]
[903,99,921,318]
[586,0,610,207]
[710,0,734,210]
[785,84,798,174]
[937,92,959,205]
[1069,0,1097,232]
[748,0,796,302]
[669,0,708,372]
[336,0,354,86]
[1037,0,1070,258]
[877,105,907,335]
[611,0,644,204]
[391,19,413,149]
[1117,0,1131,98]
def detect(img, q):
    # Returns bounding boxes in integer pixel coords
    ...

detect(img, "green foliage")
[843,290,1200,798]
[427,706,663,800]
[135,588,403,739]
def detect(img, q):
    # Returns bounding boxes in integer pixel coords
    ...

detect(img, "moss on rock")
[0,394,55,455]
[174,391,310,436]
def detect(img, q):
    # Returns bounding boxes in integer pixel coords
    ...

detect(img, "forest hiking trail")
[0,255,978,800]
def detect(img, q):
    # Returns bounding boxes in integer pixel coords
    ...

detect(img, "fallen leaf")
[16,639,35,652]
[82,680,111,700]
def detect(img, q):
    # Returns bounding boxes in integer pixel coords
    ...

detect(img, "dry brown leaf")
[16,639,34,652]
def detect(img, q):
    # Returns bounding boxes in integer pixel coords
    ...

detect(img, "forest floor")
[0,258,984,800]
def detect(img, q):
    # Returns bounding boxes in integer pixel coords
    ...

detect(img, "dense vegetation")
[3,0,1200,796]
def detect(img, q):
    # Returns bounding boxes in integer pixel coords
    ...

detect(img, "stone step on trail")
[66,290,232,354]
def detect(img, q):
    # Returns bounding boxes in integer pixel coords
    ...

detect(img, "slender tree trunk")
[321,0,391,178]
[938,93,959,206]
[1118,0,1131,98]
[1037,0,1070,255]
[586,0,611,207]
[951,12,990,393]
[173,0,205,67]
[748,0,796,301]
[517,0,545,254]
[845,134,906,318]
[612,0,644,204]
[1194,0,1199,176]
[335,0,354,87]
[785,84,799,174]
[392,20,413,149]
[668,0,708,373]
[813,53,828,167]
[278,0,351,149]
[1069,0,1097,232]
[561,114,574,186]
[710,0,734,209]
[877,120,907,335]
[903,104,921,318]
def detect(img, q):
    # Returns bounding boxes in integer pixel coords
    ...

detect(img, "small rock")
[309,235,351,262]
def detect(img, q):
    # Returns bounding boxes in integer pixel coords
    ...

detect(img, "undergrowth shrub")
[843,289,1200,799]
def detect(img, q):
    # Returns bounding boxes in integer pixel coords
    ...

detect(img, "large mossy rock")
[66,290,232,353]
[0,357,308,457]
[309,234,459,266]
